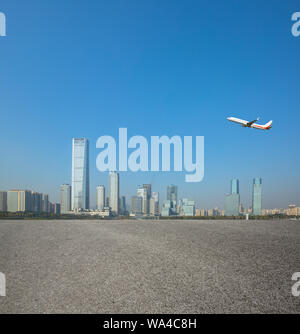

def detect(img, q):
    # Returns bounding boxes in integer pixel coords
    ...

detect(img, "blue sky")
[0,0,299,209]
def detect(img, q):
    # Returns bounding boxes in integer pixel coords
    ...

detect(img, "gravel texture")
[0,219,299,314]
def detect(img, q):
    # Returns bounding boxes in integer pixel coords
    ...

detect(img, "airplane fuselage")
[227,117,272,130]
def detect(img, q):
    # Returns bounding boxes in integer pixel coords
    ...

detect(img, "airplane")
[227,117,272,130]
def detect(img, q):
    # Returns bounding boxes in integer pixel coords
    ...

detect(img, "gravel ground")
[0,219,299,314]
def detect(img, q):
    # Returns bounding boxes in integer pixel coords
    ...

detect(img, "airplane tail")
[264,120,272,129]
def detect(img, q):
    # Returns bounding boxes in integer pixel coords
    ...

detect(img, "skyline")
[0,135,299,210]
[0,1,300,208]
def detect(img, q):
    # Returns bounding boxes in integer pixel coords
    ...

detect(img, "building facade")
[72,138,89,210]
[108,171,119,215]
[96,185,105,211]
[131,196,142,214]
[60,184,71,214]
[224,178,240,216]
[0,191,7,211]
[137,186,148,214]
[252,177,262,216]
[7,190,32,212]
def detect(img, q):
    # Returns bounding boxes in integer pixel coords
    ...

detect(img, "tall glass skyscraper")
[108,171,119,215]
[167,184,178,215]
[167,185,177,202]
[224,178,240,216]
[252,177,262,215]
[72,138,89,210]
[231,178,239,194]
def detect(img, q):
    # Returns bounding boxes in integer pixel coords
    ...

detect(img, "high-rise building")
[181,198,195,216]
[0,191,7,211]
[60,184,71,214]
[142,184,151,214]
[252,177,262,216]
[167,185,177,215]
[42,194,49,212]
[119,196,126,215]
[131,196,142,214]
[224,178,240,216]
[150,191,159,216]
[72,138,89,210]
[31,192,43,212]
[231,178,239,194]
[137,186,148,214]
[7,190,32,212]
[150,198,159,216]
[161,200,171,216]
[96,185,105,211]
[167,185,177,202]
[152,192,159,203]
[108,171,119,215]
[54,203,61,214]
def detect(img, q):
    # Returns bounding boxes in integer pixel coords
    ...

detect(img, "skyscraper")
[152,192,159,203]
[231,178,239,194]
[131,196,142,214]
[119,196,126,215]
[142,184,151,214]
[96,185,105,211]
[167,185,177,215]
[252,177,262,216]
[0,191,7,212]
[42,194,49,212]
[224,178,240,216]
[108,171,119,215]
[167,185,177,202]
[150,192,159,216]
[72,138,89,210]
[137,186,148,214]
[60,184,71,214]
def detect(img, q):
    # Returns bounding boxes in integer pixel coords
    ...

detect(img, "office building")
[60,184,71,214]
[152,192,159,203]
[108,171,119,215]
[181,198,195,216]
[224,178,240,216]
[96,185,105,211]
[7,190,32,212]
[252,177,262,216]
[0,191,7,211]
[72,138,89,210]
[131,196,142,214]
[142,184,151,214]
[42,194,49,213]
[54,203,61,214]
[167,185,178,215]
[161,200,171,216]
[167,185,177,202]
[119,196,126,215]
[150,198,159,216]
[137,186,148,214]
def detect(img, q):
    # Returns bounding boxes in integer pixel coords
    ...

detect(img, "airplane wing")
[246,118,260,126]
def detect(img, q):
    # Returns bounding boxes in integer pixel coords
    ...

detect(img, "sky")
[0,0,300,209]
